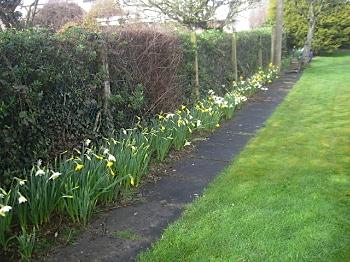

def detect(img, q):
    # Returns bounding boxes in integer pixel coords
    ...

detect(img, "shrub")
[179,28,272,98]
[0,28,103,183]
[0,64,279,257]
[0,26,272,183]
[34,2,85,32]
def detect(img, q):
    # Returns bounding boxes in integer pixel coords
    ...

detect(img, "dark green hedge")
[0,29,105,182]
[236,29,272,76]
[0,27,272,183]
[179,28,272,97]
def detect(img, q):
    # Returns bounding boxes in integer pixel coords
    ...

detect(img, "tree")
[249,1,268,29]
[125,0,261,29]
[270,0,283,68]
[267,0,277,22]
[0,0,41,29]
[85,0,124,25]
[0,0,22,29]
[284,0,350,56]
[34,2,85,31]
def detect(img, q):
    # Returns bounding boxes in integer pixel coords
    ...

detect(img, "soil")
[46,71,301,262]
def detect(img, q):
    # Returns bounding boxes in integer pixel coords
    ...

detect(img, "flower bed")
[0,64,278,259]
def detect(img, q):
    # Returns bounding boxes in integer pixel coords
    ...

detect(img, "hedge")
[0,26,272,183]
[0,65,279,260]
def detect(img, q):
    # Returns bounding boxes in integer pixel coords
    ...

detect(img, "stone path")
[48,71,301,262]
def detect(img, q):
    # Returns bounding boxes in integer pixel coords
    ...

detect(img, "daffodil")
[94,154,104,160]
[75,163,84,172]
[106,161,113,168]
[35,169,45,176]
[18,193,27,204]
[108,154,116,162]
[85,139,91,146]
[184,141,191,147]
[103,148,109,155]
[0,205,12,217]
[129,175,135,186]
[14,177,27,186]
[49,171,62,180]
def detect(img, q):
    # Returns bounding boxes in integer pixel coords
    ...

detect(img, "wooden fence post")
[101,37,111,118]
[93,38,111,133]
[231,32,238,82]
[271,26,276,64]
[258,35,263,68]
[191,31,200,99]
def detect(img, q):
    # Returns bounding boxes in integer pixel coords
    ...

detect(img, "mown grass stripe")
[139,53,350,261]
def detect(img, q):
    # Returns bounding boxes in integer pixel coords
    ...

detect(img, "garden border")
[48,70,301,262]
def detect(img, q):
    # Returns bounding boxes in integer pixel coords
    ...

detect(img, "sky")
[19,0,269,31]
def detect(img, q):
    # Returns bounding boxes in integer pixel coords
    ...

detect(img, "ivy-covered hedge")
[0,29,104,183]
[0,27,272,183]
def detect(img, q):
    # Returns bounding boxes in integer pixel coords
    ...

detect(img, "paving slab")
[47,72,301,262]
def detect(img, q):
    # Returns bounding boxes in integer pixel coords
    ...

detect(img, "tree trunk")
[271,25,276,64]
[273,0,284,69]
[258,35,263,68]
[302,1,316,65]
[232,32,238,82]
[101,40,111,115]
[191,31,200,99]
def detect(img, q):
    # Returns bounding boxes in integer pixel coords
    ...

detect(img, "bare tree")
[24,0,39,25]
[0,0,40,29]
[87,0,124,19]
[0,0,22,28]
[124,0,261,29]
[34,2,85,31]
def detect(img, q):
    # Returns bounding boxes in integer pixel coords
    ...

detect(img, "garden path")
[48,70,301,262]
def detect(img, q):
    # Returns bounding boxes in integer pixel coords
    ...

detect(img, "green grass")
[139,53,350,261]
[112,229,142,241]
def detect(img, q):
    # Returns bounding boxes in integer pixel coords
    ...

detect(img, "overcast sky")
[19,0,269,31]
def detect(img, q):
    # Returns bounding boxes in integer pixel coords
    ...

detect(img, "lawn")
[139,53,350,261]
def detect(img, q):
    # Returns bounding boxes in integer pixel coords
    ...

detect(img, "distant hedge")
[180,28,272,96]
[0,26,272,183]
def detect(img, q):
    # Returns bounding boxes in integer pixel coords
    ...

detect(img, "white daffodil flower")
[18,193,27,204]
[103,148,109,155]
[0,205,12,216]
[35,169,45,176]
[184,141,191,146]
[14,177,27,186]
[85,139,91,147]
[49,171,62,180]
[108,154,116,162]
